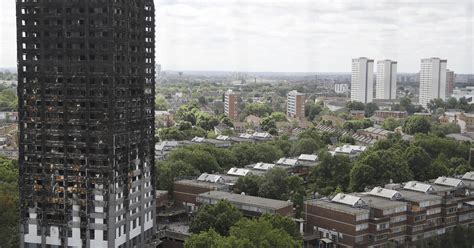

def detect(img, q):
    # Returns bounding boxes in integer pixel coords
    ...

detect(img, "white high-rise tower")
[419,58,447,108]
[376,60,397,100]
[351,57,374,103]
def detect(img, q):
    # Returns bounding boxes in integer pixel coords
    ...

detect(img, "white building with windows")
[351,57,374,103]
[419,58,447,108]
[376,60,397,100]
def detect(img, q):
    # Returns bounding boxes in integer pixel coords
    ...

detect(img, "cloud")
[0,0,472,73]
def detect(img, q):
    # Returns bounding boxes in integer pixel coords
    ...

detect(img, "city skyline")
[1,0,473,73]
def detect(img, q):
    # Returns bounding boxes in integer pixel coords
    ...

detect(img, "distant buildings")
[419,58,447,108]
[225,90,239,120]
[370,110,408,125]
[334,83,350,94]
[452,87,474,104]
[287,90,305,119]
[351,57,374,103]
[446,69,455,96]
[376,60,397,100]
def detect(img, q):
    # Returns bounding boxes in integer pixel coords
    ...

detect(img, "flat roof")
[306,199,370,215]
[397,189,442,203]
[355,193,407,210]
[174,179,227,189]
[198,191,292,210]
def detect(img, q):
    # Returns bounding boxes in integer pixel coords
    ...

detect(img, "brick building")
[304,175,474,247]
[197,191,294,217]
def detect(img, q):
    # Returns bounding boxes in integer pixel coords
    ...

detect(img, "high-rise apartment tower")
[376,60,397,100]
[419,58,447,108]
[17,1,156,247]
[351,57,374,103]
[446,69,455,96]
[224,90,239,120]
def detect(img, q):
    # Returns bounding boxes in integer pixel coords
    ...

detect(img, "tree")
[339,134,355,145]
[431,123,461,136]
[270,112,287,122]
[309,152,352,195]
[260,214,302,240]
[176,104,200,125]
[405,145,433,181]
[220,116,234,128]
[364,102,379,117]
[261,116,277,131]
[168,148,221,173]
[189,200,243,236]
[155,94,169,110]
[402,116,431,134]
[381,117,403,131]
[350,149,413,191]
[343,119,372,132]
[0,157,19,247]
[229,217,302,248]
[427,98,446,113]
[185,216,302,248]
[346,101,365,111]
[258,168,290,200]
[305,102,323,121]
[243,102,272,117]
[234,174,263,196]
[155,160,200,192]
[290,138,322,156]
[185,229,227,248]
[196,112,220,131]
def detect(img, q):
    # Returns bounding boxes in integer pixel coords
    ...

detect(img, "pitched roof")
[227,167,251,177]
[253,162,275,171]
[462,171,474,181]
[369,187,403,200]
[332,193,367,207]
[197,173,224,183]
[276,158,298,166]
[298,154,318,162]
[403,181,436,193]
[434,176,465,188]
[191,136,206,143]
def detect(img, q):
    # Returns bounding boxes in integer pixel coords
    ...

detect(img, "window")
[415,215,426,222]
[390,215,407,223]
[377,222,389,231]
[356,223,368,231]
[447,207,456,214]
[427,208,441,215]
[356,213,369,221]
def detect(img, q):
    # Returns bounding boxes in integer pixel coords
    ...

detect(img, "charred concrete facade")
[17,0,156,247]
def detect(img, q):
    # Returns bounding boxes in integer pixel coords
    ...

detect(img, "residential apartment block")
[419,58,447,108]
[224,90,239,120]
[376,60,397,100]
[287,90,305,119]
[304,175,474,247]
[351,58,374,103]
[17,1,156,247]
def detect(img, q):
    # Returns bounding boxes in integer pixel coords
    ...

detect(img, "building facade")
[351,57,374,103]
[304,176,474,247]
[224,89,239,120]
[17,1,156,247]
[335,83,349,94]
[287,90,305,119]
[419,58,447,108]
[446,69,455,97]
[376,60,397,100]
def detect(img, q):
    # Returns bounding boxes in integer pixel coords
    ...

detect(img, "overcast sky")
[1,0,473,73]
